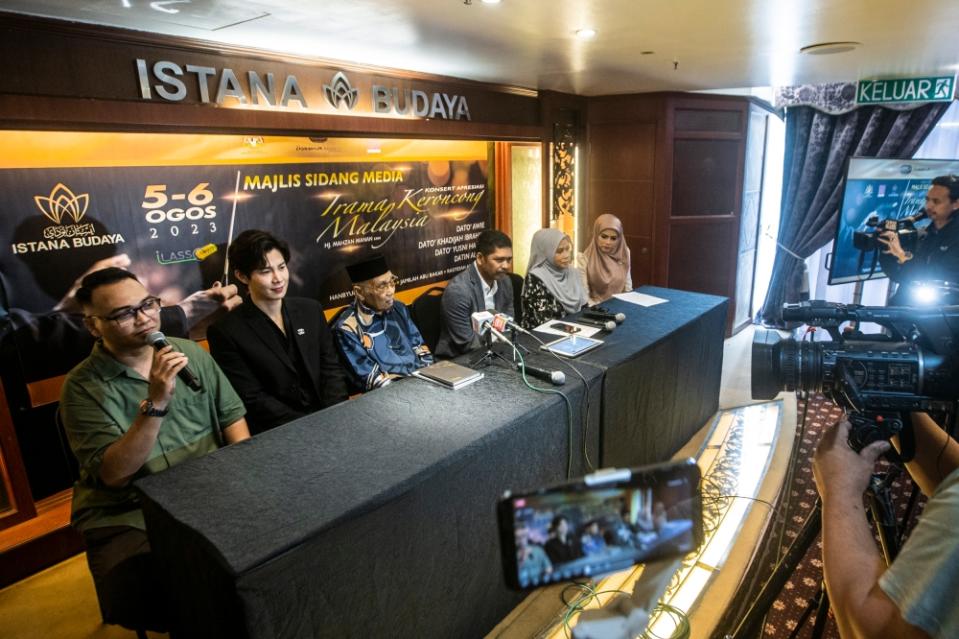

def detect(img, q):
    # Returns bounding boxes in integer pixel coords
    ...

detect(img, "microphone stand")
[469,329,514,369]
[509,327,530,359]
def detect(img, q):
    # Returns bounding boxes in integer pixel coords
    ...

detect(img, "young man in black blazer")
[207,230,348,434]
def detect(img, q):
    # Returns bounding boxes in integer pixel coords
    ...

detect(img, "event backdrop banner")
[0,159,490,312]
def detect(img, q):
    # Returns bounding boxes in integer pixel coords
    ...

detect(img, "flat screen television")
[828,157,959,284]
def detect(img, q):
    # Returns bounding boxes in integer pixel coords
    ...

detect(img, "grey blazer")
[435,263,514,358]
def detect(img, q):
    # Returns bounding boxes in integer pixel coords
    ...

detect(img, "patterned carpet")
[758,394,926,639]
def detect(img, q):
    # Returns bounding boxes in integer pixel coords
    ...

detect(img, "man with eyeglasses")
[332,254,433,391]
[59,267,250,632]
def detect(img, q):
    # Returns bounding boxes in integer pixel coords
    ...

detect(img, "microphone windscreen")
[471,311,494,334]
[614,312,626,323]
[603,320,616,331]
[552,371,566,385]
[146,331,167,347]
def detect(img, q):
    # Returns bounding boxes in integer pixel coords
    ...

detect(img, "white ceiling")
[2,0,958,95]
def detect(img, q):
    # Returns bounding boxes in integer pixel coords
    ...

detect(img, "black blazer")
[207,296,349,435]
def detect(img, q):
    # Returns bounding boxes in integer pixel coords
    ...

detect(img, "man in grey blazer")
[435,229,515,358]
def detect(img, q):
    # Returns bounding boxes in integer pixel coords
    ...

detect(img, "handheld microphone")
[521,363,566,385]
[575,317,617,331]
[584,308,626,324]
[146,331,203,392]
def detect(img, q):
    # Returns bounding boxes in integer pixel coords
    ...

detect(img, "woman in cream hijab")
[577,214,632,305]
[521,228,588,329]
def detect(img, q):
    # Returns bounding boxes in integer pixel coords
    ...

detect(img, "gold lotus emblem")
[34,183,89,224]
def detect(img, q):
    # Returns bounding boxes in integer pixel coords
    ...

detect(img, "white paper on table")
[613,291,669,307]
[533,320,603,338]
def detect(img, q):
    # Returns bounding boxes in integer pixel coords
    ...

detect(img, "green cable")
[506,340,576,478]
[559,582,690,639]
[642,603,691,638]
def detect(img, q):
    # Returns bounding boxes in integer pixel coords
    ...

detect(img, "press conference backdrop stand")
[136,286,727,639]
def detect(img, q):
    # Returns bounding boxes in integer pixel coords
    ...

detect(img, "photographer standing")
[879,175,959,305]
[814,414,959,638]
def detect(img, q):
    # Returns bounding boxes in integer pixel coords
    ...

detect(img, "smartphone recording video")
[498,460,702,590]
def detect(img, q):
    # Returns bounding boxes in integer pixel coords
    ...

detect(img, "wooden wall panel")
[588,180,655,237]
[667,220,739,297]
[587,113,660,285]
[588,122,655,180]
[671,139,742,216]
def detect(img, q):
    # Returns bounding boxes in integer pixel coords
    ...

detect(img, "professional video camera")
[752,300,959,451]
[852,210,926,253]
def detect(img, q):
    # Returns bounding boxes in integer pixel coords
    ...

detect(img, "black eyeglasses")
[90,296,162,326]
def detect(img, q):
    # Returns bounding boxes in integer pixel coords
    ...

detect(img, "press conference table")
[136,286,727,639]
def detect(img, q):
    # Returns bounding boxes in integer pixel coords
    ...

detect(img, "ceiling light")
[575,28,597,39]
[799,41,861,55]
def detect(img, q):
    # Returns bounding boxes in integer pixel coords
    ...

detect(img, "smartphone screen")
[551,321,581,334]
[498,460,702,590]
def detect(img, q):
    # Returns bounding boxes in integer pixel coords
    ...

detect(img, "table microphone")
[471,311,495,335]
[584,308,626,323]
[146,331,203,392]
[487,325,565,385]
[575,317,616,331]
[521,363,566,385]
[492,312,534,336]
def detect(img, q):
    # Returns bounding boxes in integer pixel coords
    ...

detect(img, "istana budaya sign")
[134,59,472,120]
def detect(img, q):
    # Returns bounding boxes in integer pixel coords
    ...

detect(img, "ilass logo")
[11,183,125,255]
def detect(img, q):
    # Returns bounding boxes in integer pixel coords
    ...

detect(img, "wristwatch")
[139,399,169,417]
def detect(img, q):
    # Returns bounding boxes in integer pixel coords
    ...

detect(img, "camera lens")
[751,329,823,399]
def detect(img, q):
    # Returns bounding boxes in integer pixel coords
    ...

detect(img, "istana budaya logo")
[324,72,358,110]
[11,183,125,255]
[34,182,89,224]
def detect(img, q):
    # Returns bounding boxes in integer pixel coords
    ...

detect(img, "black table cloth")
[530,286,727,467]
[574,286,727,466]
[136,286,726,639]
[139,359,602,639]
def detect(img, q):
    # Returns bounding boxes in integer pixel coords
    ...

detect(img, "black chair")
[410,287,446,352]
[508,272,524,325]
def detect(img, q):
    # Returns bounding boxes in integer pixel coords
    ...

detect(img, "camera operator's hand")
[878,231,911,264]
[813,419,890,502]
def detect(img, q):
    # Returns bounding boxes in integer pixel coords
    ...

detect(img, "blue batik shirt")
[332,299,433,391]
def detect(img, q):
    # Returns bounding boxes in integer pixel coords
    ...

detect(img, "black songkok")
[346,254,390,283]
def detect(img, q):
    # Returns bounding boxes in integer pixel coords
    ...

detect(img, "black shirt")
[260,303,320,411]
[879,216,959,304]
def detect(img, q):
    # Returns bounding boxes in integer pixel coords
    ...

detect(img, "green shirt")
[60,337,245,533]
